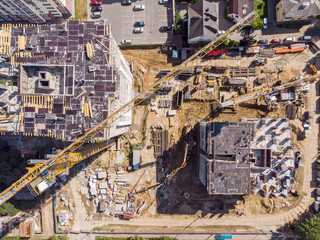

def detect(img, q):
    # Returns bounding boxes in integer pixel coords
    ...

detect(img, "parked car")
[159,0,170,3]
[263,18,268,29]
[91,11,101,18]
[91,6,102,12]
[134,21,145,27]
[272,39,282,43]
[133,27,144,33]
[258,39,268,44]
[122,0,131,5]
[284,37,296,42]
[159,26,171,32]
[133,5,145,10]
[121,39,132,45]
[254,58,265,66]
[91,0,101,6]
[299,35,312,41]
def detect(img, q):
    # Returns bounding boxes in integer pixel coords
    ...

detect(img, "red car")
[91,0,102,6]
[272,39,282,43]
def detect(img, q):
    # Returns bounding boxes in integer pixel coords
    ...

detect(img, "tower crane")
[0,11,259,205]
[221,73,320,108]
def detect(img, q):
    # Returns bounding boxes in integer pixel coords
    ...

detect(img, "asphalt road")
[97,0,173,44]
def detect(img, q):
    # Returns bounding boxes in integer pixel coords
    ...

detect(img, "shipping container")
[290,47,305,53]
[290,43,306,49]
[274,48,290,54]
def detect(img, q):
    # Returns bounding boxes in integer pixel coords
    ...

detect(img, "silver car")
[134,27,144,33]
[133,5,145,10]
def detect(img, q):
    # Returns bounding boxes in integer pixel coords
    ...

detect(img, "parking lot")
[94,0,174,45]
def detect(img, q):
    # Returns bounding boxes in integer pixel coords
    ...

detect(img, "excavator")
[0,10,316,205]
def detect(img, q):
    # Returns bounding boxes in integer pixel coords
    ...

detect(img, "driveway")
[92,0,173,45]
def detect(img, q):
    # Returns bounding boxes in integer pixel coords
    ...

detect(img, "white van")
[284,37,296,42]
[121,39,132,45]
[263,18,267,29]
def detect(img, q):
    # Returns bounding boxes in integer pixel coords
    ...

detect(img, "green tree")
[252,18,263,29]
[295,214,320,240]
[219,40,229,50]
[0,202,19,216]
[228,40,240,47]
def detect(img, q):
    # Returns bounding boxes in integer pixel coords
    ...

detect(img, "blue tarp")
[172,50,178,58]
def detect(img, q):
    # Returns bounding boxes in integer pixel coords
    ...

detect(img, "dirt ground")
[54,44,318,234]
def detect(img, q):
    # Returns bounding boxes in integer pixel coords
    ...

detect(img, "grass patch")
[174,2,183,34]
[252,0,267,29]
[74,0,88,20]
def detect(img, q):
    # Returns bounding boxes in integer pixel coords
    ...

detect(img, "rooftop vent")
[205,7,209,12]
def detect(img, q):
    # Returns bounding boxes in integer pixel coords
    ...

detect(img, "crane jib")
[0,11,259,205]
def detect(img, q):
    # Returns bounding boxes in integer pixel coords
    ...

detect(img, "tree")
[228,40,240,47]
[219,40,229,50]
[0,202,19,216]
[239,35,254,48]
[295,214,320,240]
[252,18,263,29]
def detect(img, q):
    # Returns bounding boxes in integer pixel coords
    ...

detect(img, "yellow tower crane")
[0,11,259,205]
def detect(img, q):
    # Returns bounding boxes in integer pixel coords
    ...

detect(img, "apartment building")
[0,0,70,24]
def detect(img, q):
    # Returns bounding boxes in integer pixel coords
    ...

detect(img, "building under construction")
[198,119,295,197]
[0,20,133,141]
[199,121,254,195]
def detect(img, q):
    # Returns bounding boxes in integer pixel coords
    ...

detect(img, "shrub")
[0,202,19,216]
[295,214,320,240]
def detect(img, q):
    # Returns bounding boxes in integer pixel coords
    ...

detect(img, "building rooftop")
[198,119,295,197]
[0,20,133,140]
[281,0,320,20]
[199,122,255,194]
[228,0,254,18]
[188,0,218,41]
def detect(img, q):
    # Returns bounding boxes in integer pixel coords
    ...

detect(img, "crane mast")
[0,11,259,205]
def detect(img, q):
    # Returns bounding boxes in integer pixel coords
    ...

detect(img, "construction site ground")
[50,45,318,236]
